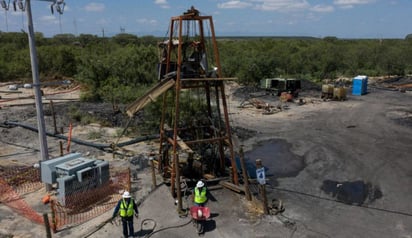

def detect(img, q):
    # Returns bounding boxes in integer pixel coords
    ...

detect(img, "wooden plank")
[219,181,245,193]
[126,78,175,117]
[203,173,215,180]
[164,124,194,153]
[207,184,223,191]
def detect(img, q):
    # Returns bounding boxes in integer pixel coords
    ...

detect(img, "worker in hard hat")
[192,180,209,206]
[112,191,139,238]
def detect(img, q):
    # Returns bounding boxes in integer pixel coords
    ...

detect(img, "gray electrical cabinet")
[40,153,110,206]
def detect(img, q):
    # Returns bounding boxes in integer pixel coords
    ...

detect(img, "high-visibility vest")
[194,187,207,204]
[119,199,134,217]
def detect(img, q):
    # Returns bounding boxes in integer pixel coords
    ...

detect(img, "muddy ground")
[0,77,411,237]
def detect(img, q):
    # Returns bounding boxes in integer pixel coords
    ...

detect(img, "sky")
[0,0,411,39]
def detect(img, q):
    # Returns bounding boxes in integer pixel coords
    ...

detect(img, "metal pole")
[43,213,52,238]
[26,0,50,190]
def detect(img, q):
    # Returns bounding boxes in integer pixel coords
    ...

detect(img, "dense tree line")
[1,31,411,104]
[220,37,412,83]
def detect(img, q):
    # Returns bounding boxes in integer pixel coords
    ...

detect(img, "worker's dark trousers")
[121,216,134,237]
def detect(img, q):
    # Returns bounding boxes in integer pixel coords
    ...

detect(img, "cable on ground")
[143,219,192,238]
[265,184,412,217]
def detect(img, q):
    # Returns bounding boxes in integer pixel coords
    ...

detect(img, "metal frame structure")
[156,7,239,211]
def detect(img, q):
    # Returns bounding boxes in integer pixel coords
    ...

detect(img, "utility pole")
[26,0,50,190]
[1,0,66,190]
[5,10,8,31]
[1,0,9,31]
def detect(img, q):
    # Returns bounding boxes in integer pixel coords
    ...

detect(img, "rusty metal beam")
[157,7,240,209]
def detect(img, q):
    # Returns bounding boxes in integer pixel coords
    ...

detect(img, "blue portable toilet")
[352,75,368,95]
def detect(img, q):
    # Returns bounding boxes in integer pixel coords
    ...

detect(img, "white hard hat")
[122,191,131,198]
[196,180,204,188]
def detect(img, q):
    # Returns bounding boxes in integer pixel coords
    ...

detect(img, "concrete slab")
[86,184,292,238]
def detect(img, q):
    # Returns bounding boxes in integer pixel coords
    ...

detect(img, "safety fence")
[0,165,43,194]
[0,165,131,232]
[0,165,44,224]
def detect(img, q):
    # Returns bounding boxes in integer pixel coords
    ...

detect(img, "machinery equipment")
[260,78,301,97]
[40,153,109,206]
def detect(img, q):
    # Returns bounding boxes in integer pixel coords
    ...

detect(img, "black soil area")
[243,139,305,179]
[321,180,383,206]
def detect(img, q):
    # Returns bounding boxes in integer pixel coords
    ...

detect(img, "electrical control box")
[40,153,109,206]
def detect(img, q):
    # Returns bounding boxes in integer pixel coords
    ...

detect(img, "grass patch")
[87,129,104,140]
[68,105,98,125]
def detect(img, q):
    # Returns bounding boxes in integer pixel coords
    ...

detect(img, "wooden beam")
[219,181,245,193]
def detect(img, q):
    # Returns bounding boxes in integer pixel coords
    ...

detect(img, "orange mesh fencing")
[0,166,44,224]
[0,165,131,233]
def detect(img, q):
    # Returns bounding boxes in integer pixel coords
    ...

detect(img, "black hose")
[266,184,412,217]
[116,134,159,147]
[3,120,159,151]
[137,218,157,238]
[144,219,192,238]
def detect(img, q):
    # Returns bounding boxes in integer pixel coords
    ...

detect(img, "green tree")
[38,45,78,77]
[51,34,76,45]
[112,33,139,46]
[78,34,99,47]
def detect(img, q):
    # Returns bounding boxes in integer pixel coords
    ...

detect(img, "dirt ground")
[0,77,412,237]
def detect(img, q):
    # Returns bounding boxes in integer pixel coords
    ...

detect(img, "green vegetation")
[219,37,412,84]
[1,32,411,104]
[67,104,97,125]
[87,129,104,140]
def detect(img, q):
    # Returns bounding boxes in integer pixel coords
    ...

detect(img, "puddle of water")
[321,180,383,205]
[242,139,305,179]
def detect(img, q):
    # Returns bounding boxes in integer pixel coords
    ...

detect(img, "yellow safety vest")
[194,187,207,204]
[119,199,134,217]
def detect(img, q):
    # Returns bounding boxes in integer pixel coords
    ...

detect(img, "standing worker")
[193,180,209,206]
[112,191,139,238]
